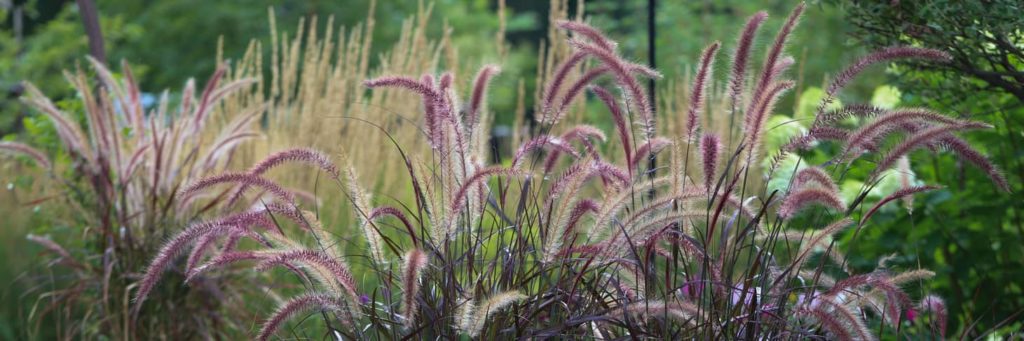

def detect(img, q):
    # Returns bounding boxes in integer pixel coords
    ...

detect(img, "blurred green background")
[1,0,1020,338]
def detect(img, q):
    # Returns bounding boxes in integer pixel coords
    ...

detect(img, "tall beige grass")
[216,2,516,229]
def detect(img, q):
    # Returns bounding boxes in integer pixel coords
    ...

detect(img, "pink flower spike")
[570,39,654,137]
[449,166,520,217]
[179,172,295,207]
[590,86,633,175]
[134,222,240,313]
[364,75,437,98]
[226,148,340,206]
[248,148,340,180]
[728,11,768,108]
[792,167,839,193]
[938,136,1010,191]
[860,185,941,225]
[686,42,721,140]
[752,3,804,101]
[512,136,579,169]
[0,141,51,169]
[700,134,722,192]
[556,20,617,52]
[258,294,348,340]
[256,249,358,299]
[544,125,606,172]
[401,248,428,328]
[871,121,992,178]
[541,52,587,124]
[631,137,672,170]
[778,187,845,219]
[368,206,418,246]
[845,108,963,153]
[467,65,501,128]
[819,47,950,116]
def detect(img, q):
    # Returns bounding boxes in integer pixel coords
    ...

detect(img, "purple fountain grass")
[365,75,446,146]
[511,135,579,169]
[344,166,387,264]
[368,206,419,246]
[240,203,313,231]
[935,135,1011,191]
[21,84,94,166]
[121,8,990,338]
[226,148,339,206]
[727,11,768,110]
[844,108,964,154]
[829,273,912,326]
[751,3,804,103]
[540,51,587,124]
[26,234,87,271]
[766,56,796,85]
[818,47,951,117]
[629,137,672,169]
[797,305,855,341]
[467,65,501,128]
[248,148,340,180]
[568,39,654,137]
[619,212,709,247]
[190,66,226,132]
[185,250,266,284]
[364,75,438,98]
[813,104,887,128]
[590,85,634,174]
[700,133,721,192]
[785,126,854,152]
[419,74,444,146]
[461,291,526,337]
[255,249,359,299]
[555,65,609,116]
[0,141,52,169]
[448,166,520,219]
[870,121,992,178]
[185,232,222,277]
[542,160,607,262]
[621,203,705,236]
[11,57,267,338]
[792,167,840,193]
[401,248,428,329]
[591,160,631,189]
[133,221,253,313]
[541,20,654,124]
[686,42,721,140]
[860,185,942,225]
[563,199,600,238]
[179,172,295,208]
[543,125,606,172]
[555,63,662,119]
[544,162,588,201]
[257,293,349,341]
[438,71,454,91]
[743,80,795,160]
[779,187,846,219]
[556,20,617,52]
